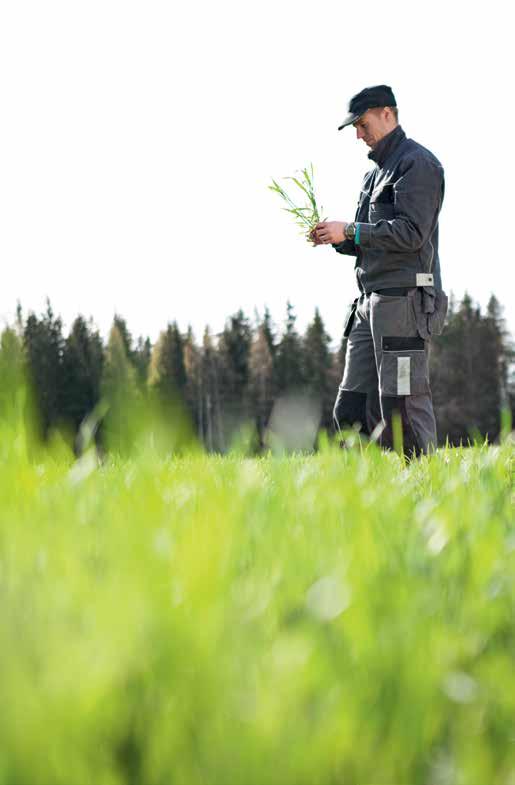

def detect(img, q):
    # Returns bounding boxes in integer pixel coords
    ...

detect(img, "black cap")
[338,85,397,130]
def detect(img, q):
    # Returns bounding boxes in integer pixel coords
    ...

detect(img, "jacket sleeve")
[357,156,444,252]
[332,238,357,256]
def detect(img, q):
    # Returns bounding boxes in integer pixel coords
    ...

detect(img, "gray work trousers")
[333,289,437,456]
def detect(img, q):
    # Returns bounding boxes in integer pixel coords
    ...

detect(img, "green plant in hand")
[269,163,325,243]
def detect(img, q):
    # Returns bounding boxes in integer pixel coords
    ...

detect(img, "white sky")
[1,0,513,350]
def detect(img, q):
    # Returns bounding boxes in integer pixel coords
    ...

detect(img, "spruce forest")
[2,292,513,454]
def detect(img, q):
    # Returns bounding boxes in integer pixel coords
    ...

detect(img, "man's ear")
[383,107,395,125]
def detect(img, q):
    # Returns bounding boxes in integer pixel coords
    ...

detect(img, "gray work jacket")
[333,125,445,292]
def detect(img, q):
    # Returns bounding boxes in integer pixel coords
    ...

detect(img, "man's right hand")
[309,227,323,245]
[314,221,347,244]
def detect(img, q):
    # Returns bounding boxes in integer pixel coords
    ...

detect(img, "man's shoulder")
[401,137,444,172]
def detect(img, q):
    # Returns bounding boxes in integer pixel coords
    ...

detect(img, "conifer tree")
[478,295,514,439]
[475,295,504,439]
[218,310,252,398]
[201,327,224,452]
[303,308,333,427]
[113,315,135,363]
[0,327,26,424]
[430,293,477,444]
[101,322,140,454]
[148,322,187,401]
[23,300,64,439]
[248,324,274,446]
[217,310,253,437]
[261,306,277,358]
[146,322,196,453]
[326,330,348,434]
[274,301,305,395]
[61,316,104,435]
[183,326,202,438]
[133,336,152,389]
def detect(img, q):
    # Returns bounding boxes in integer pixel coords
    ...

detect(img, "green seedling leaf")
[269,163,325,243]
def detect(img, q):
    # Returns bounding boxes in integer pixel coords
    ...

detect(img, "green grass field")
[1,418,514,785]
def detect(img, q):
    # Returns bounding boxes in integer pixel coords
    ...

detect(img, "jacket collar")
[368,125,406,167]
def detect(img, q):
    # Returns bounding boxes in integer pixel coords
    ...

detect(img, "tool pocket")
[411,287,449,339]
[429,288,448,335]
[380,336,429,396]
[343,298,358,338]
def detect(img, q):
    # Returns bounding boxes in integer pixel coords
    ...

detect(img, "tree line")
[0,294,513,454]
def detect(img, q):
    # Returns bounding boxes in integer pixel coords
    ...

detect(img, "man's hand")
[309,226,323,245]
[313,221,347,245]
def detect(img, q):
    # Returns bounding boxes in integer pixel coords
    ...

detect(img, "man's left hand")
[314,221,347,244]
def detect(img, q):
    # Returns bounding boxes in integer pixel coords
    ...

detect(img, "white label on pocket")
[416,273,434,287]
[397,357,411,395]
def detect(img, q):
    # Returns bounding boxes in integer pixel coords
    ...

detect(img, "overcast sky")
[1,0,512,349]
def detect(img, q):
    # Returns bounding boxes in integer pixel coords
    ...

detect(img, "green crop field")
[1,415,514,785]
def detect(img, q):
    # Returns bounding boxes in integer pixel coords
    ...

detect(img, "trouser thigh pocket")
[379,336,429,396]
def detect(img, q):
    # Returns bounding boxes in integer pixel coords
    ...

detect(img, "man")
[312,85,447,456]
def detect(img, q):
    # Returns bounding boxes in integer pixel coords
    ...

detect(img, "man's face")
[353,108,392,148]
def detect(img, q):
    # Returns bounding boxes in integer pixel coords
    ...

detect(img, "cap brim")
[337,112,363,131]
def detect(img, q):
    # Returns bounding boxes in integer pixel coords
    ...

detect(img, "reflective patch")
[416,273,434,287]
[397,357,411,395]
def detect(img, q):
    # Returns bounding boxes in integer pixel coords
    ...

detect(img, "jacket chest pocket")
[356,189,372,220]
[369,183,395,221]
[369,201,395,221]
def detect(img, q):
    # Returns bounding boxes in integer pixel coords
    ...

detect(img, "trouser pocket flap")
[382,336,425,351]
